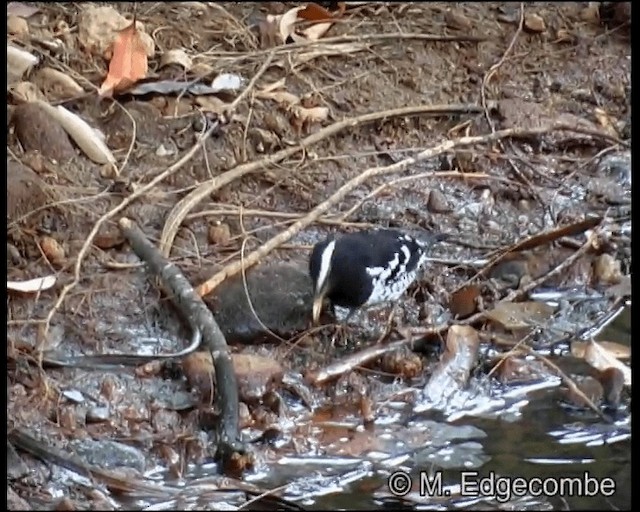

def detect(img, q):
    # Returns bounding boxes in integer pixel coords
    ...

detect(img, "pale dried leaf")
[7,2,41,18]
[8,275,57,293]
[7,44,39,85]
[36,101,116,165]
[9,81,45,103]
[36,67,84,97]
[485,301,555,330]
[195,96,230,116]
[260,78,287,94]
[294,105,329,123]
[571,340,630,360]
[258,89,301,106]
[159,49,193,70]
[278,6,306,42]
[583,340,631,386]
[299,21,334,41]
[8,15,30,36]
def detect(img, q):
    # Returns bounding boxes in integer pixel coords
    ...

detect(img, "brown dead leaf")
[423,325,480,405]
[448,284,481,318]
[583,340,631,386]
[40,236,65,267]
[593,253,622,285]
[571,340,630,360]
[99,19,149,97]
[485,301,555,330]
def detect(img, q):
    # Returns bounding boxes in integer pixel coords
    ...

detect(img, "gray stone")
[203,261,314,344]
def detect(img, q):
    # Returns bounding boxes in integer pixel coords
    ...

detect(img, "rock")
[12,103,76,162]
[7,487,31,510]
[208,223,231,246]
[524,13,546,33]
[427,189,452,213]
[593,151,631,188]
[201,261,314,344]
[7,441,30,480]
[182,351,284,403]
[69,439,147,472]
[7,161,48,224]
[444,9,472,31]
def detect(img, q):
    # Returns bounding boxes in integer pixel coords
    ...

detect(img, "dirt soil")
[7,2,630,510]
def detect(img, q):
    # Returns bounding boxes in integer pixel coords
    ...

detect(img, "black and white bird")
[309,229,445,324]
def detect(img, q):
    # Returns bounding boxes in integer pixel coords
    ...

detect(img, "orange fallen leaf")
[99,17,148,97]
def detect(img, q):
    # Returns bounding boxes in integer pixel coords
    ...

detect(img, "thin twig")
[195,123,597,297]
[40,124,219,340]
[160,103,485,256]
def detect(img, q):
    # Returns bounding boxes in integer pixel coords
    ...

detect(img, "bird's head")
[309,237,337,324]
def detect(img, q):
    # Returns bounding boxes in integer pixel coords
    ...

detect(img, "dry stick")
[195,123,591,297]
[118,218,244,462]
[520,345,610,422]
[210,32,489,60]
[452,215,603,293]
[407,222,607,338]
[160,102,485,257]
[40,124,220,339]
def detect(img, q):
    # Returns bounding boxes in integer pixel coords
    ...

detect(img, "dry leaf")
[298,3,336,22]
[8,275,57,293]
[35,101,116,165]
[294,105,329,124]
[7,15,29,36]
[35,67,84,98]
[485,301,555,330]
[9,81,45,103]
[40,236,65,266]
[99,19,149,97]
[7,44,39,85]
[159,49,193,70]
[7,2,41,18]
[583,340,631,386]
[275,6,306,42]
[448,284,481,318]
[571,340,630,360]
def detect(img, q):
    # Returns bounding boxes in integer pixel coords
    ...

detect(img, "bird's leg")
[330,307,359,347]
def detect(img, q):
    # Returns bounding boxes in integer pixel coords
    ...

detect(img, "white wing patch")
[365,245,429,305]
[315,239,336,293]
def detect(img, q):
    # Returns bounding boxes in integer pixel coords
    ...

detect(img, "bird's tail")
[411,230,449,247]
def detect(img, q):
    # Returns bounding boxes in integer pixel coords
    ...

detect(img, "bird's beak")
[312,285,328,324]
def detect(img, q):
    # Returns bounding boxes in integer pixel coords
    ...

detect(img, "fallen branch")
[194,123,599,297]
[118,218,246,468]
[159,102,485,257]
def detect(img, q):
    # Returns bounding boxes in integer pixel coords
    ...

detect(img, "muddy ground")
[7,2,631,510]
